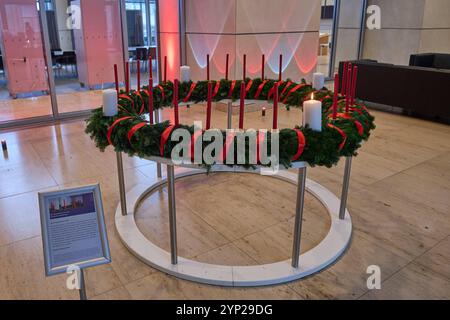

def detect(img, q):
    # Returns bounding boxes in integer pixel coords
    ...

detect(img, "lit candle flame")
[311,92,314,100]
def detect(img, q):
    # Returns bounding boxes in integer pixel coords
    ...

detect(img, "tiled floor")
[0,104,449,300]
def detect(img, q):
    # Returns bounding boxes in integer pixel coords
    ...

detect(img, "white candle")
[303,93,322,131]
[102,89,118,117]
[312,72,325,90]
[180,65,191,83]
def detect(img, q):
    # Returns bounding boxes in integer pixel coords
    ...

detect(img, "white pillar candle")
[102,89,118,117]
[303,93,322,132]
[312,72,325,90]
[180,65,191,83]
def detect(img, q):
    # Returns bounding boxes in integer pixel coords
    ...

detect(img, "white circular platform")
[115,167,352,287]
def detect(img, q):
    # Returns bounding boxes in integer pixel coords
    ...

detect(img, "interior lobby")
[0,0,449,302]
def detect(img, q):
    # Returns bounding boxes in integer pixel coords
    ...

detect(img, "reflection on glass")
[0,0,53,123]
[126,0,158,88]
[319,0,335,77]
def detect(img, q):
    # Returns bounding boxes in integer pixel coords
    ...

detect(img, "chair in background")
[130,47,148,73]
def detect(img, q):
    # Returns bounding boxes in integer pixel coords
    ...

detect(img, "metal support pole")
[227,101,233,129]
[155,109,162,178]
[116,151,127,216]
[79,269,87,300]
[291,167,307,268]
[167,165,178,265]
[339,157,352,220]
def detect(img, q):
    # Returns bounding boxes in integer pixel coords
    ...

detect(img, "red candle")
[114,64,119,97]
[278,54,283,81]
[206,81,212,130]
[225,54,229,80]
[261,54,265,80]
[243,54,246,80]
[173,79,179,125]
[207,54,210,81]
[125,61,130,93]
[149,54,153,78]
[137,60,141,91]
[239,81,245,129]
[273,82,279,129]
[149,78,154,124]
[341,62,348,95]
[164,56,167,83]
[351,66,358,106]
[333,73,339,119]
[345,64,352,113]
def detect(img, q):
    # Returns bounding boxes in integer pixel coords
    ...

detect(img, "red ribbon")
[228,80,236,98]
[245,80,253,94]
[279,81,292,101]
[328,112,365,136]
[157,85,165,100]
[183,83,197,103]
[254,80,268,99]
[212,81,221,98]
[282,84,306,104]
[292,129,306,161]
[134,91,145,114]
[327,123,347,151]
[268,81,282,100]
[106,116,133,145]
[127,122,148,144]
[159,125,175,156]
[119,94,135,112]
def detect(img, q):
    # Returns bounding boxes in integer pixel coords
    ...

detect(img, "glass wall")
[0,0,53,123]
[318,0,335,77]
[0,0,160,127]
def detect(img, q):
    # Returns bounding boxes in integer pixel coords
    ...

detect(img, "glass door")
[0,0,53,124]
[51,0,125,114]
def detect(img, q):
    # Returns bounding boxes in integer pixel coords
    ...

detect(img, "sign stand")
[79,269,87,300]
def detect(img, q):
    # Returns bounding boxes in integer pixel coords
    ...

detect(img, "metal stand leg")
[155,110,162,178]
[227,101,232,129]
[339,157,352,220]
[116,151,127,216]
[79,269,87,300]
[167,165,178,265]
[292,167,307,268]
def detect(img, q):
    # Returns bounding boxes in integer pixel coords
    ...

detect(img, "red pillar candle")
[239,81,245,129]
[333,73,339,119]
[137,60,141,91]
[261,54,265,80]
[207,54,210,81]
[345,64,352,113]
[243,54,246,80]
[164,56,167,83]
[125,61,130,93]
[173,79,179,125]
[341,62,348,95]
[206,81,213,130]
[351,66,358,106]
[114,64,119,97]
[149,78,154,124]
[225,54,229,80]
[278,54,283,81]
[149,54,153,78]
[273,82,279,129]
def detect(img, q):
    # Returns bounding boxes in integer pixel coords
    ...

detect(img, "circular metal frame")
[115,167,352,287]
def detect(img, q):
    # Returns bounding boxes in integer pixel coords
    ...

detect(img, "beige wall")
[185,0,321,82]
[362,0,450,65]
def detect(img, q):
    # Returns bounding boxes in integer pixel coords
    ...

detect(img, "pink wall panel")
[74,0,124,87]
[0,0,48,95]
[158,0,181,80]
